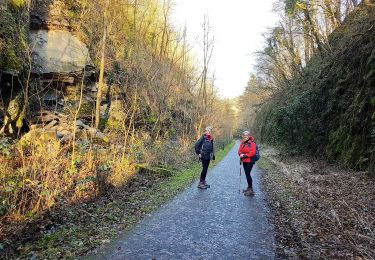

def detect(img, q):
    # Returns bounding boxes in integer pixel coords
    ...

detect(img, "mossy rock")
[10,0,27,8]
[136,164,174,177]
[0,5,28,72]
[77,102,95,119]
[17,129,60,154]
[106,100,125,130]
[0,93,25,136]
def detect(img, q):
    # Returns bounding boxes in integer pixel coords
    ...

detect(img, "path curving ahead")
[94,141,275,260]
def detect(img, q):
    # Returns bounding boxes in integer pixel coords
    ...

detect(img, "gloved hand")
[212,155,215,161]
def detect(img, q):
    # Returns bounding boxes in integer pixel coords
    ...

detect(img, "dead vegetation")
[0,141,234,259]
[0,163,173,259]
[259,147,375,259]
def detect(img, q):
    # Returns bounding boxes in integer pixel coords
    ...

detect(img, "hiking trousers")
[200,159,210,182]
[243,162,255,188]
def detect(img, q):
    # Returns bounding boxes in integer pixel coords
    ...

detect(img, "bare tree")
[196,14,214,137]
[95,0,110,129]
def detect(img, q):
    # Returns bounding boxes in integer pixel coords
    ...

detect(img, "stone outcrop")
[1,0,102,140]
[30,30,92,79]
[30,0,72,30]
[28,0,95,81]
[24,111,109,146]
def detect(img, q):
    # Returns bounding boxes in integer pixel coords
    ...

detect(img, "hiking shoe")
[244,188,254,196]
[242,187,251,193]
[203,181,210,188]
[198,182,208,189]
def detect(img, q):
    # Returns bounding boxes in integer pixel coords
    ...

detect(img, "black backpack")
[202,136,213,152]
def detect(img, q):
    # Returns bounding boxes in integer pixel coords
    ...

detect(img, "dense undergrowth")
[254,4,375,172]
[0,135,232,224]
[0,134,184,220]
[0,140,234,259]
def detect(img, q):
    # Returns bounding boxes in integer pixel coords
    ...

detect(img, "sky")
[171,0,278,98]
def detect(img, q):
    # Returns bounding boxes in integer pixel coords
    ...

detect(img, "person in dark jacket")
[195,126,215,189]
[238,131,257,196]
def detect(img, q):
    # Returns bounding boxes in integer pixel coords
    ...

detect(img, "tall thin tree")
[95,0,110,129]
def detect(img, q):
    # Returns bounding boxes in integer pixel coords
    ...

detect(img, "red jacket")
[238,136,256,163]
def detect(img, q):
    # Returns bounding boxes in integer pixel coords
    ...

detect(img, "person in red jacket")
[238,131,257,196]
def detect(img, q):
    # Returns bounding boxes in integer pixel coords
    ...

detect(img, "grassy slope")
[5,141,235,259]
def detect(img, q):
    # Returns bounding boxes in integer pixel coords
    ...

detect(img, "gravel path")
[94,141,275,260]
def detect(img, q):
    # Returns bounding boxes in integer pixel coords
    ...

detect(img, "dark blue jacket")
[195,134,215,160]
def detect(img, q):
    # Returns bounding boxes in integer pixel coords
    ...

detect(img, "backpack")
[253,143,260,162]
[202,136,213,152]
[243,141,260,162]
[200,135,214,160]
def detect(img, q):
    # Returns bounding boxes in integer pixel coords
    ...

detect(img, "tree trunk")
[303,24,311,62]
[95,0,110,129]
[304,7,324,55]
[159,0,169,58]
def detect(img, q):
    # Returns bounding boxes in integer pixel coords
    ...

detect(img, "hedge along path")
[90,141,275,259]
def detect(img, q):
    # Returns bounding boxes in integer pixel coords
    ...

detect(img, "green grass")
[130,140,236,215]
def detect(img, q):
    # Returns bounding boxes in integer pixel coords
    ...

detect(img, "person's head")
[242,131,250,142]
[205,126,213,135]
